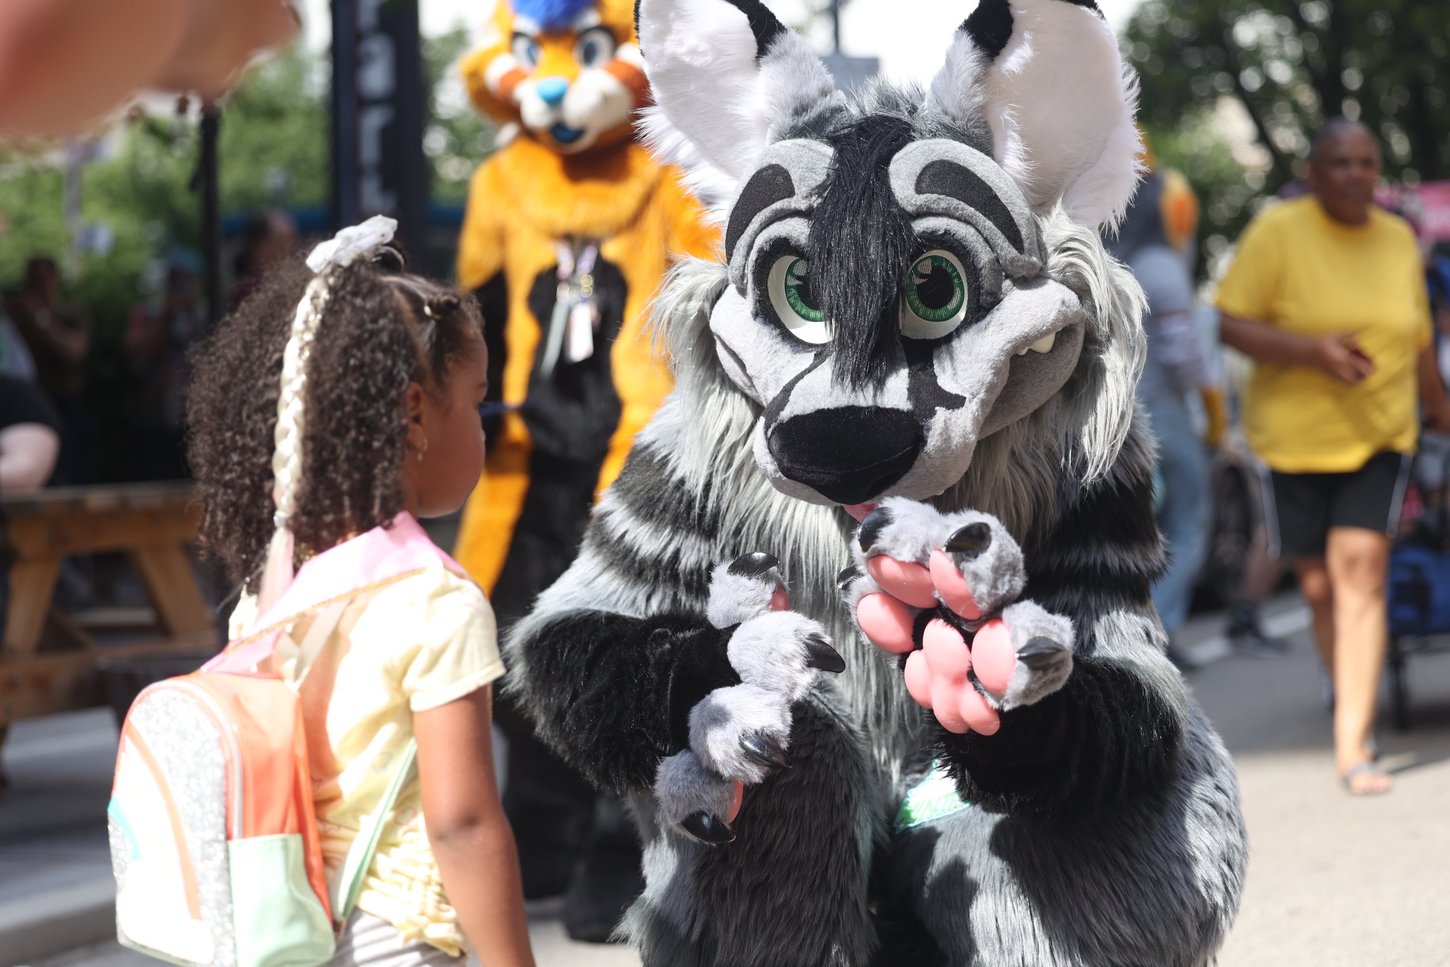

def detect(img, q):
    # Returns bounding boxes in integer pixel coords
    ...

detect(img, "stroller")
[1385,449,1450,730]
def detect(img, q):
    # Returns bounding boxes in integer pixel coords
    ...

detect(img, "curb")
[0,881,115,966]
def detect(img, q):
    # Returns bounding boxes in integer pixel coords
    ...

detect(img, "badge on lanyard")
[539,239,601,380]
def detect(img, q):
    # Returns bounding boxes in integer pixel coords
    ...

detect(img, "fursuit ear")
[635,0,838,198]
[927,0,1143,229]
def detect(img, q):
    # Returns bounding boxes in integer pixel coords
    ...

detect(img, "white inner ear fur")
[636,0,839,211]
[638,0,774,180]
[931,0,1143,230]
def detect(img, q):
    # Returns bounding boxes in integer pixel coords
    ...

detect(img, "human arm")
[0,376,60,490]
[0,422,58,491]
[1219,311,1374,383]
[413,685,535,967]
[1418,342,1450,434]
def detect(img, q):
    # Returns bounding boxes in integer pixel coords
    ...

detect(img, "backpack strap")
[274,594,421,928]
[332,738,418,926]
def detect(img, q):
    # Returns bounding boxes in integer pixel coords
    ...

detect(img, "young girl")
[187,221,536,967]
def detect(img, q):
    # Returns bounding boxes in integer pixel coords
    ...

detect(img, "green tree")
[425,24,496,207]
[1126,0,1450,263]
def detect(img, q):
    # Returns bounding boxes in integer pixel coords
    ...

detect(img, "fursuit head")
[503,1,1248,965]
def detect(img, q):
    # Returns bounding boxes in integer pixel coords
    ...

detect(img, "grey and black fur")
[503,1,1246,964]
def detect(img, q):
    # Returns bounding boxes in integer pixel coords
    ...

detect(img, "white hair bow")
[304,214,398,274]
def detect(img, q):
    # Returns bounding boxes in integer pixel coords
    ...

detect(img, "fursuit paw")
[658,554,845,845]
[654,750,744,845]
[841,499,1073,735]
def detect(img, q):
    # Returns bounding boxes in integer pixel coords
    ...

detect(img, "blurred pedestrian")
[126,252,207,480]
[1217,118,1450,795]
[1413,251,1450,507]
[0,373,61,796]
[228,209,299,311]
[1107,156,1221,669]
[3,256,92,483]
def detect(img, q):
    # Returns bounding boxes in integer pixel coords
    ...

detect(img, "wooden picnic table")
[1,481,218,726]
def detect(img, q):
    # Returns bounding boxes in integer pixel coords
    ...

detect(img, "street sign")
[330,0,428,253]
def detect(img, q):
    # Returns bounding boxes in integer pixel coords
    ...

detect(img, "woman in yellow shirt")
[1218,118,1450,796]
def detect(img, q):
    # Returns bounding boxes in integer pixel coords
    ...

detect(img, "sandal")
[1341,761,1393,796]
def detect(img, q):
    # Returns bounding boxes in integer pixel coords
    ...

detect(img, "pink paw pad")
[857,593,918,654]
[726,780,744,823]
[903,650,933,707]
[930,677,970,733]
[929,549,981,619]
[922,619,972,679]
[970,619,1017,697]
[958,686,1001,735]
[866,556,939,609]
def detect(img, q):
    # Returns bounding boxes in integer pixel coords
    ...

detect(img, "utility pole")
[198,104,222,326]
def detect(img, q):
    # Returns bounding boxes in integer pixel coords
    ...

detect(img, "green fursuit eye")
[906,254,966,323]
[783,258,824,322]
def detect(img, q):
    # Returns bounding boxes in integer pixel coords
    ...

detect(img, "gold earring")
[417,437,428,462]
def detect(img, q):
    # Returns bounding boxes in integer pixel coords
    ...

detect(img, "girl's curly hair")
[187,252,482,591]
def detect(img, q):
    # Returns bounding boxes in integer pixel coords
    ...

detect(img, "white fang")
[1015,332,1057,356]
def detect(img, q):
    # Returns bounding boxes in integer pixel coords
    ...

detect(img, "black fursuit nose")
[768,407,922,505]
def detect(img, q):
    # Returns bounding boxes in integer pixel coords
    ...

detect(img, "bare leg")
[1294,557,1334,673]
[1324,527,1392,792]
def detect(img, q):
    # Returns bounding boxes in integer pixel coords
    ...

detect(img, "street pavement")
[5,594,1449,967]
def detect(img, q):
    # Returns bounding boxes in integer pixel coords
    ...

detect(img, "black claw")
[857,507,893,553]
[728,551,780,578]
[681,812,735,845]
[945,522,992,558]
[803,634,846,673]
[1018,636,1063,669]
[836,565,862,592]
[742,732,790,770]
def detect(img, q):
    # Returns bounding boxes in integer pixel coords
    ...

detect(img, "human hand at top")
[1313,333,1375,383]
[0,0,297,137]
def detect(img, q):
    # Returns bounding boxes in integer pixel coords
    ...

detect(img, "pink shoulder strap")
[206,513,466,673]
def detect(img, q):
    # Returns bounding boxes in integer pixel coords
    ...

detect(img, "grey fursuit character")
[504,1,1247,964]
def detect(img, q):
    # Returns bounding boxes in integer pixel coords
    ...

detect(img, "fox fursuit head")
[503,1,1248,965]
[460,0,646,154]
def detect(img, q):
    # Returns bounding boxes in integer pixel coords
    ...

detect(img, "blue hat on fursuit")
[512,0,595,31]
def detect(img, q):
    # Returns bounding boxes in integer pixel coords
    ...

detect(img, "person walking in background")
[1413,250,1450,507]
[0,373,61,795]
[126,252,208,480]
[1107,150,1223,669]
[1217,118,1450,796]
[4,257,91,483]
[228,209,299,311]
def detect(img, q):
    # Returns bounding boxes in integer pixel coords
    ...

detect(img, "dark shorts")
[1262,451,1412,560]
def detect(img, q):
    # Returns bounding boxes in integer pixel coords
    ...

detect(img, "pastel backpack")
[107,513,457,967]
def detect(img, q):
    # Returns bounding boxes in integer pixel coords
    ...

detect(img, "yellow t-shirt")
[1216,196,1430,473]
[230,563,504,956]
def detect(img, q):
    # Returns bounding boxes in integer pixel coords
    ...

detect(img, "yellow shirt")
[230,563,503,956]
[1216,197,1430,473]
